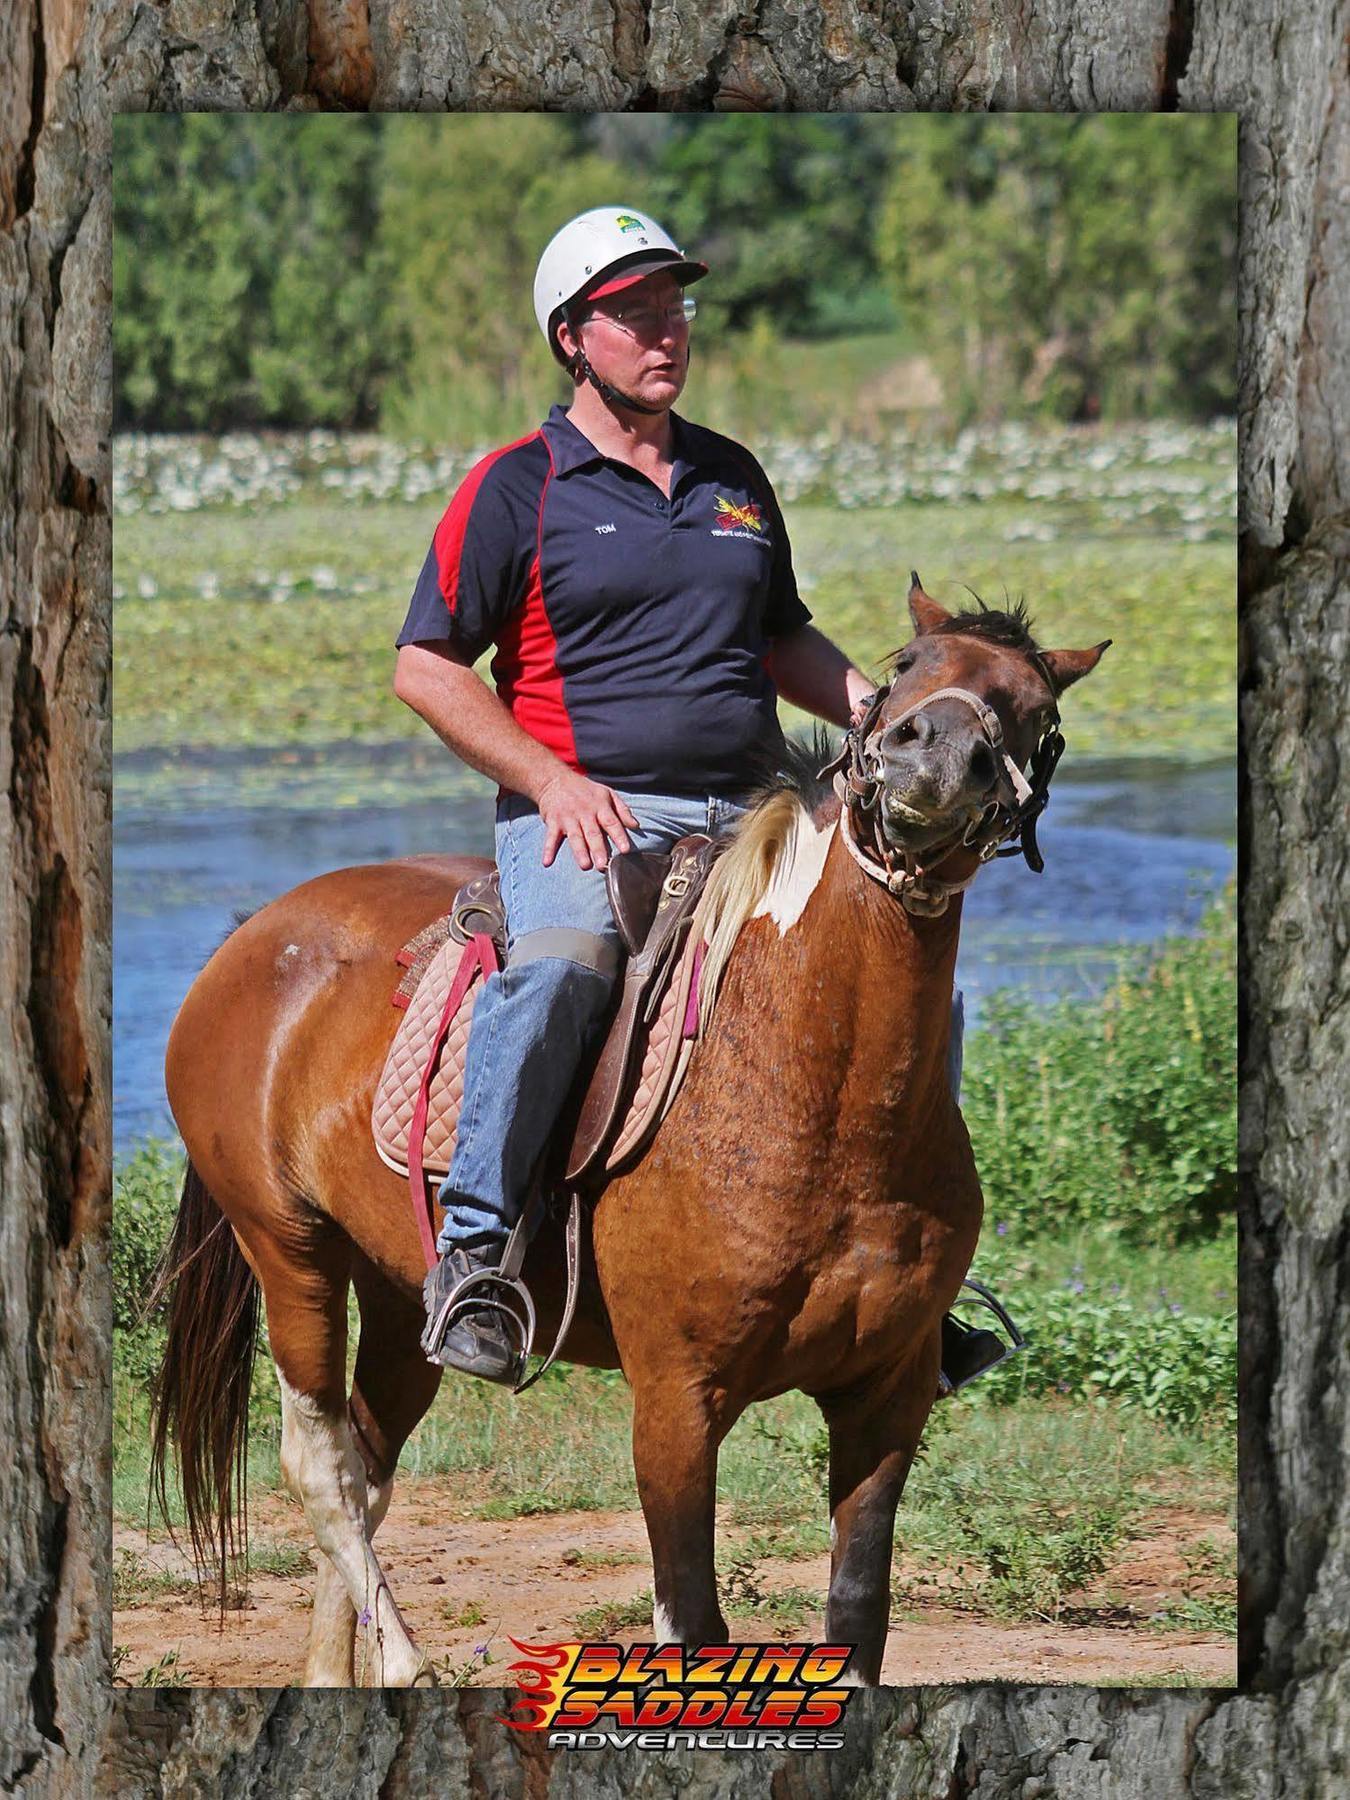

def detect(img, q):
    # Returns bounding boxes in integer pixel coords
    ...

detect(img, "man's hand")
[536,770,641,871]
[849,687,880,729]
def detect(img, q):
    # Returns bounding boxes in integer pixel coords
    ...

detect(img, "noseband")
[821,676,1065,917]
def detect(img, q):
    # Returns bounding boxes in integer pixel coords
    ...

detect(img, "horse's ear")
[1040,640,1112,693]
[908,571,952,636]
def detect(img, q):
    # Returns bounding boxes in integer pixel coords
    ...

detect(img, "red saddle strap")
[407,931,500,1272]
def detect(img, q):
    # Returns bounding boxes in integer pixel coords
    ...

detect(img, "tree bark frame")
[1,2,1345,1793]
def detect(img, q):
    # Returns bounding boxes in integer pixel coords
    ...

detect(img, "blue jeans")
[437,789,750,1250]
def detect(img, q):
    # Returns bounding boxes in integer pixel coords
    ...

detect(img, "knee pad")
[510,927,619,984]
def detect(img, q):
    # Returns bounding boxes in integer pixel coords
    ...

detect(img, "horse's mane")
[691,731,836,1035]
[692,602,1039,1033]
[888,595,1039,667]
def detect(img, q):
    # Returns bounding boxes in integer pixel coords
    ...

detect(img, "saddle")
[371,834,719,1208]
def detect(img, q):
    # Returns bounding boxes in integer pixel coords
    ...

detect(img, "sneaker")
[939,1314,1009,1395]
[421,1241,520,1385]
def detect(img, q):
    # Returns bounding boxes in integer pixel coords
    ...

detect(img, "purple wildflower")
[475,1644,489,1657]
[358,1606,372,1627]
[996,1221,1008,1237]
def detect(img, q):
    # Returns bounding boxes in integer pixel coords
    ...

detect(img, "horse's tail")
[147,1158,259,1612]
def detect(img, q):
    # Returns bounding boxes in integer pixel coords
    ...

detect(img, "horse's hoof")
[411,1654,440,1688]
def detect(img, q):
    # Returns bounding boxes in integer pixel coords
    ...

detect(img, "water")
[113,741,1233,1153]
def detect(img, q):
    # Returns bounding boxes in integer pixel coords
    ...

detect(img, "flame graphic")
[496,1638,583,1731]
[714,496,765,533]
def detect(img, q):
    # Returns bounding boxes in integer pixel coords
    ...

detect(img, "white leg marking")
[652,1600,678,1644]
[303,1475,395,1687]
[279,1374,425,1687]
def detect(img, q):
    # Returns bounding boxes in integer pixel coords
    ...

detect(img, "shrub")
[112,1140,185,1329]
[979,1288,1236,1431]
[962,887,1235,1245]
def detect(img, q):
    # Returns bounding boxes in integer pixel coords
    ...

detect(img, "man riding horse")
[393,206,1003,1391]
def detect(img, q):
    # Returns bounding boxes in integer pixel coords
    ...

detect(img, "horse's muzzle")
[877,731,996,853]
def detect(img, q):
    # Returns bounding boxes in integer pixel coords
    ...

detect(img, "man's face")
[565,270,692,410]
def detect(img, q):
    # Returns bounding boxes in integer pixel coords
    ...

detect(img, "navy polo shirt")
[396,404,811,796]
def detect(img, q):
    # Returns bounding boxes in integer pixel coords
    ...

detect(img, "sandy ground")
[114,1475,1236,1692]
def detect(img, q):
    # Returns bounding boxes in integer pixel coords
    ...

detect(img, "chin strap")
[572,347,666,415]
[563,303,690,417]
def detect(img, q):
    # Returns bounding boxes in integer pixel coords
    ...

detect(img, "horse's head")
[831,573,1110,912]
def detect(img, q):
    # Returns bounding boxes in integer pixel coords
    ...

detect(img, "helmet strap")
[575,347,666,417]
[561,305,667,417]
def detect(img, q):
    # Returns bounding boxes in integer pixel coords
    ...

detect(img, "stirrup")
[938,1276,1026,1397]
[423,1192,583,1396]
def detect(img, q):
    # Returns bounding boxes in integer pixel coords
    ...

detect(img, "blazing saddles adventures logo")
[502,1639,857,1751]
[712,495,767,540]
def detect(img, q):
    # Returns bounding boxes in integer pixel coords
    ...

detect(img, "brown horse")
[149,578,1107,1686]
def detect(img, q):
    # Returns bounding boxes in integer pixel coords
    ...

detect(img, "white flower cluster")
[113,419,1236,543]
[113,430,477,516]
[757,418,1236,542]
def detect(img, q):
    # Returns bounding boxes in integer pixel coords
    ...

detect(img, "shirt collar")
[541,403,700,485]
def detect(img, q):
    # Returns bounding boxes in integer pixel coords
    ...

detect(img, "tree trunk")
[1,2,1345,1793]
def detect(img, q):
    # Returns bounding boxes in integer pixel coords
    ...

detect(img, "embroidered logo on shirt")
[711,495,767,541]
[595,522,617,535]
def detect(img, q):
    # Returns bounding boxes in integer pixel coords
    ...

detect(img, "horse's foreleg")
[818,1339,939,1686]
[631,1382,728,1644]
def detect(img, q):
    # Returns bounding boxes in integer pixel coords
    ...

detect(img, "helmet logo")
[614,214,646,235]
[713,496,766,535]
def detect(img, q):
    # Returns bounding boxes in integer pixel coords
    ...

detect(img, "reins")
[820,666,1065,918]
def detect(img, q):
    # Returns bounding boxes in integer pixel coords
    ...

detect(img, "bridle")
[820,660,1065,918]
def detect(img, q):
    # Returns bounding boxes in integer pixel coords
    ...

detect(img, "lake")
[113,740,1234,1154]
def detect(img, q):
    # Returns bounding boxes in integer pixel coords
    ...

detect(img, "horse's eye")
[894,652,917,674]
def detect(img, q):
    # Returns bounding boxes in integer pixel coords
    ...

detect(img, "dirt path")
[114,1478,1236,1690]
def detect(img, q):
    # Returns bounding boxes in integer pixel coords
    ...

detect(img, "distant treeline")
[113,113,1235,439]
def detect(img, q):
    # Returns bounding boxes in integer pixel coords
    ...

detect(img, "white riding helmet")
[533,206,708,364]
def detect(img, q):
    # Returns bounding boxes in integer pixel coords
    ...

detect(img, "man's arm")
[393,642,639,870]
[766,624,877,728]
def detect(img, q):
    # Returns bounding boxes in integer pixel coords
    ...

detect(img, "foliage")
[373,116,625,443]
[979,1289,1237,1431]
[111,1139,184,1329]
[114,117,390,430]
[961,888,1237,1245]
[110,420,1236,764]
[918,1488,1128,1622]
[113,114,1234,436]
[877,116,1237,424]
[647,115,900,338]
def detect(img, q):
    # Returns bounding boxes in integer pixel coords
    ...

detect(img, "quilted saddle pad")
[371,929,696,1184]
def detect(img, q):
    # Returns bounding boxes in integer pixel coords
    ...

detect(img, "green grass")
[112,463,1234,762]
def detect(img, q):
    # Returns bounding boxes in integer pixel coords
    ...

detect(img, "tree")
[375,115,633,441]
[2,2,1345,1793]
[877,116,1237,423]
[113,116,390,429]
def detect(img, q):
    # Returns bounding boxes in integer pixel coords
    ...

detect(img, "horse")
[148,576,1108,1687]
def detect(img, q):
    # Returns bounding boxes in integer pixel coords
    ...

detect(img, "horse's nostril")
[970,741,995,785]
[914,713,936,746]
